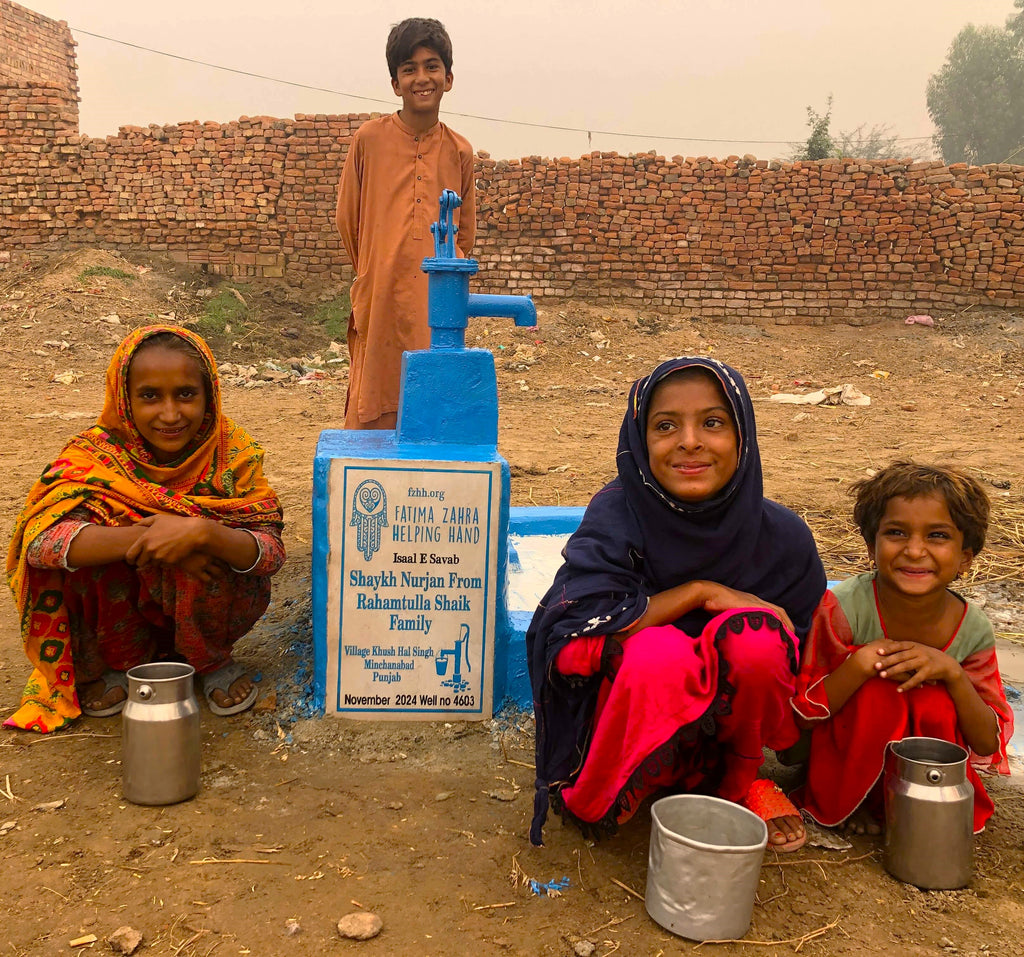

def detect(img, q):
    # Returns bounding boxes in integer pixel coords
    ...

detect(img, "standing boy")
[336,17,476,429]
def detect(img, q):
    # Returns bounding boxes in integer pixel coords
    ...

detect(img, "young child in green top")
[791,461,1013,834]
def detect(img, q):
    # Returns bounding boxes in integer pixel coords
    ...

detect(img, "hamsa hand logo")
[350,479,388,561]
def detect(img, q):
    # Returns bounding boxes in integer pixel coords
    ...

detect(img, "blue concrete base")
[497,507,585,711]
[313,426,512,717]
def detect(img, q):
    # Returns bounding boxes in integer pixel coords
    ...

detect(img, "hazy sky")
[24,0,1020,162]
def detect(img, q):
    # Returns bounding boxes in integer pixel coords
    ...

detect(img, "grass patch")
[311,291,350,341]
[195,286,250,338]
[77,265,135,283]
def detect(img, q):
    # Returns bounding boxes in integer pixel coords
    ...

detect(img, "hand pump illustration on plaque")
[436,623,471,693]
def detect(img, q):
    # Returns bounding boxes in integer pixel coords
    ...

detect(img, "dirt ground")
[1,250,1022,956]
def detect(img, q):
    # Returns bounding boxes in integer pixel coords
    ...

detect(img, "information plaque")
[322,460,501,719]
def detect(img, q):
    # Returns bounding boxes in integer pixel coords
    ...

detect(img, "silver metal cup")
[645,794,768,941]
[122,662,201,806]
[883,736,973,889]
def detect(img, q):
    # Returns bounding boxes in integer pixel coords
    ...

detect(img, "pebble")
[435,791,454,802]
[336,913,383,940]
[253,690,278,713]
[385,801,404,810]
[488,788,518,802]
[136,826,170,846]
[573,941,596,957]
[107,926,143,955]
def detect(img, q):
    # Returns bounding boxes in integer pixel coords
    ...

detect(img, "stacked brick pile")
[3,0,1024,321]
[0,0,76,108]
[3,85,1024,320]
[0,82,79,247]
[0,94,357,277]
[473,152,1024,321]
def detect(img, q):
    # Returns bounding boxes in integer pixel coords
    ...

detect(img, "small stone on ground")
[336,912,383,940]
[107,926,143,955]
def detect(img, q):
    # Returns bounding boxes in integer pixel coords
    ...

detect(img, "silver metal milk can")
[883,736,973,889]
[122,662,201,805]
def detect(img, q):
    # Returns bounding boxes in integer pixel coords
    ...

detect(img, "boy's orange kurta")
[336,113,476,427]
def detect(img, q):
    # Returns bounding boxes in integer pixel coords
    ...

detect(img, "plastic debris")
[769,384,870,407]
[905,315,935,327]
[530,876,570,897]
[801,815,853,851]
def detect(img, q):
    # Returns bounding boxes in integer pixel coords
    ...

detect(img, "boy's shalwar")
[336,113,476,427]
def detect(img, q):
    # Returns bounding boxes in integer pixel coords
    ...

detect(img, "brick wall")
[0,106,357,279]
[0,0,76,115]
[475,152,1024,321]
[3,0,1024,322]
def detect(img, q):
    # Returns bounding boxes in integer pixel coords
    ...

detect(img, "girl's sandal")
[202,661,258,717]
[79,670,128,717]
[741,778,807,852]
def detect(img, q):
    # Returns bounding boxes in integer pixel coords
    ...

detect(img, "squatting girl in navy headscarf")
[527,356,826,848]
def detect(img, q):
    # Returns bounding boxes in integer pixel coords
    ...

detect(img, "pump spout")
[466,293,537,328]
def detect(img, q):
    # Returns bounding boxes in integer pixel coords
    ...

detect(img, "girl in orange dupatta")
[6,326,285,732]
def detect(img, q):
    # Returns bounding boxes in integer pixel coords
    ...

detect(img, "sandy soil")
[0,250,1022,956]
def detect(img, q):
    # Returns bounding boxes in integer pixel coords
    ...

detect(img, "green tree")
[926,22,1024,165]
[833,123,906,160]
[797,96,835,160]
[1007,0,1024,42]
[789,99,912,161]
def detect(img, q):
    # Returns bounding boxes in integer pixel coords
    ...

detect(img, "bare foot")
[841,807,882,836]
[768,813,806,848]
[208,671,254,710]
[79,677,126,713]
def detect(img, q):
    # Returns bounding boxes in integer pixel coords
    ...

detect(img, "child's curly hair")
[386,18,453,80]
[850,461,990,554]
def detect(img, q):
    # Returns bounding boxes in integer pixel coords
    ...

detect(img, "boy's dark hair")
[386,18,453,79]
[850,460,990,554]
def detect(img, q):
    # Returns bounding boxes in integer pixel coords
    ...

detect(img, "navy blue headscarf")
[526,356,827,844]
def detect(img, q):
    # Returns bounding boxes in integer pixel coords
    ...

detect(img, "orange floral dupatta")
[5,326,283,732]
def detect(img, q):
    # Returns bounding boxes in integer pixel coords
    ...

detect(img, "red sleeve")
[961,646,1014,775]
[791,590,857,721]
[25,515,91,570]
[554,635,607,677]
[244,526,286,577]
